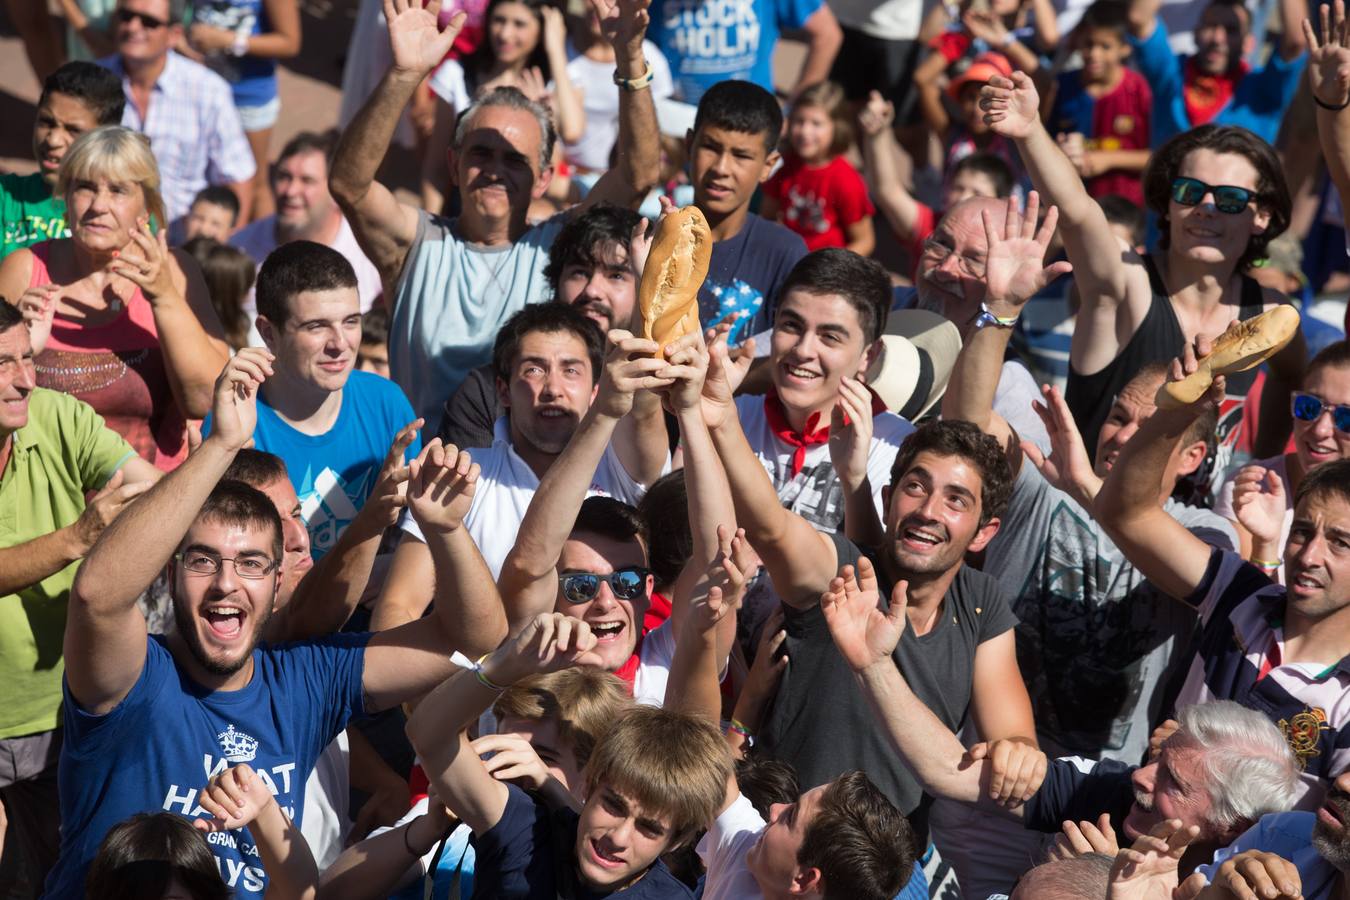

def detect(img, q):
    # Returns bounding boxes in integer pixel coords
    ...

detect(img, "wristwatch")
[972,303,1019,330]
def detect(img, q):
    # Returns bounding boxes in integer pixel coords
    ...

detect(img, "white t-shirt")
[827,0,921,40]
[564,40,674,171]
[735,394,914,531]
[696,792,766,900]
[300,732,350,871]
[399,417,663,577]
[632,619,676,707]
[428,58,473,112]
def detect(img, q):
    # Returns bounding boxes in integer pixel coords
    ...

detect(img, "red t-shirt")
[764,154,875,252]
[1085,68,1152,205]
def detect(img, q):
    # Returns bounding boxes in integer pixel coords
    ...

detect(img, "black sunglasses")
[117,8,169,29]
[1169,176,1259,215]
[1292,391,1350,433]
[558,566,651,604]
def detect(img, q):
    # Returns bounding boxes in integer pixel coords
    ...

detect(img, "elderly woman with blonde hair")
[0,125,230,470]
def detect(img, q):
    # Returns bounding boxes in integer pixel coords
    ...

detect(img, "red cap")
[948,51,1015,100]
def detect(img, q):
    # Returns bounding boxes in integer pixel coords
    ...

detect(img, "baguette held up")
[638,206,711,358]
[1155,305,1301,409]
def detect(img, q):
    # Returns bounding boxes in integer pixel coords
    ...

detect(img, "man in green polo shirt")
[0,302,159,894]
[1,61,125,260]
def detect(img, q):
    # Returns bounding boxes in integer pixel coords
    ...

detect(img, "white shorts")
[238,95,281,132]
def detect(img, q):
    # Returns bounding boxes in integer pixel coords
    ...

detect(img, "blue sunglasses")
[1170,176,1260,215]
[1292,392,1350,433]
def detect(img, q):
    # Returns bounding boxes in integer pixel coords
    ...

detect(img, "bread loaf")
[1156,304,1301,408]
[639,206,711,357]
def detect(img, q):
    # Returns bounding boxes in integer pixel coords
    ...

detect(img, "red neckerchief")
[1183,56,1247,126]
[613,630,647,688]
[763,389,889,477]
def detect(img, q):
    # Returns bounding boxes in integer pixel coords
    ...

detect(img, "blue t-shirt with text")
[45,632,369,899]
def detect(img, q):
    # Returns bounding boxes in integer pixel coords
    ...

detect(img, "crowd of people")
[5,0,1350,897]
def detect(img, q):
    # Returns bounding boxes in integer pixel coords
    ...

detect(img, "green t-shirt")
[0,172,68,260]
[0,388,134,738]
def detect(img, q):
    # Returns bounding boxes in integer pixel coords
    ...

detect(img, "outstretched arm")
[67,350,273,716]
[980,72,1152,375]
[1092,339,1222,601]
[330,0,466,287]
[858,93,924,242]
[664,527,750,722]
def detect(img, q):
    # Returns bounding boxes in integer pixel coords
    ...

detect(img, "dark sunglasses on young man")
[1292,391,1350,434]
[1169,176,1260,215]
[116,9,169,29]
[558,566,651,604]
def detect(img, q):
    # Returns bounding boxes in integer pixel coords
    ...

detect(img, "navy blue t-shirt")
[1022,757,1138,835]
[46,632,369,899]
[699,214,807,346]
[472,784,692,899]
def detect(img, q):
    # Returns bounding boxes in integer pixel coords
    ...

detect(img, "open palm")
[980,72,1041,139]
[820,557,907,672]
[982,192,1072,311]
[385,0,464,77]
[1107,819,1199,900]
[1305,1,1350,106]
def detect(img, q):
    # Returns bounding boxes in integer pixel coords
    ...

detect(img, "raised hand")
[356,419,423,532]
[979,72,1042,140]
[828,375,874,496]
[819,556,907,672]
[1304,1,1350,107]
[1147,718,1179,761]
[407,439,479,535]
[1208,849,1304,900]
[17,284,58,354]
[659,330,710,413]
[385,0,467,81]
[1231,465,1288,550]
[740,606,788,704]
[628,196,679,283]
[701,325,748,430]
[484,612,604,684]
[691,526,754,633]
[981,192,1073,314]
[968,739,1047,807]
[1107,818,1201,900]
[590,0,651,60]
[541,5,568,56]
[192,764,279,832]
[1023,384,1101,505]
[858,90,895,137]
[109,220,177,303]
[1167,334,1227,411]
[1047,813,1119,861]
[472,732,554,790]
[211,348,274,452]
[71,469,154,555]
[963,9,1010,45]
[517,66,552,106]
[594,330,676,419]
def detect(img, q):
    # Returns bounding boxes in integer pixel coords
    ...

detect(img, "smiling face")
[499,329,596,456]
[557,240,638,334]
[745,783,827,894]
[554,532,650,673]
[115,0,176,66]
[770,288,876,429]
[169,518,279,682]
[259,287,362,395]
[273,149,338,240]
[0,325,36,437]
[32,92,101,188]
[498,714,584,795]
[67,174,146,255]
[1168,149,1270,266]
[788,104,835,164]
[452,105,550,230]
[574,780,677,890]
[1294,365,1350,472]
[688,125,778,223]
[1123,743,1223,842]
[1283,492,1350,622]
[883,451,998,576]
[916,199,1001,335]
[488,0,542,66]
[1194,3,1248,75]
[255,476,313,604]
[184,199,236,242]
[1079,26,1130,83]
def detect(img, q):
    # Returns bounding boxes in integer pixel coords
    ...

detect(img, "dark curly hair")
[1142,124,1290,271]
[888,420,1013,526]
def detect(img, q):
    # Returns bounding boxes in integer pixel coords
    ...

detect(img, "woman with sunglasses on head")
[980,72,1305,497]
[1213,341,1350,583]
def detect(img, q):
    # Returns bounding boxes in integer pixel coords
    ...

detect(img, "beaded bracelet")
[1252,558,1282,570]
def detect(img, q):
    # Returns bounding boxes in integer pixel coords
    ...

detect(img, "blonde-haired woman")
[0,125,229,470]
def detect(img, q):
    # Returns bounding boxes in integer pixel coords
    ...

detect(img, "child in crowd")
[357,304,392,379]
[1047,0,1152,205]
[183,186,242,243]
[762,82,876,256]
[407,613,730,900]
[181,237,255,352]
[916,51,1029,193]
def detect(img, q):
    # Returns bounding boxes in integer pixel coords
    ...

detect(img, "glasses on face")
[116,8,168,29]
[921,238,985,279]
[1292,392,1350,433]
[1169,176,1259,215]
[175,551,278,580]
[558,566,651,605]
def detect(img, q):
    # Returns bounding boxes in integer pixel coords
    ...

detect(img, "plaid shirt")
[100,51,256,226]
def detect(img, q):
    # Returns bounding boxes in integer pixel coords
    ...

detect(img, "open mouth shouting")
[202,603,248,644]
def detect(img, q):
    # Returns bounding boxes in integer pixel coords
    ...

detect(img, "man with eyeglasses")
[98,0,256,229]
[1095,335,1350,809]
[42,349,508,899]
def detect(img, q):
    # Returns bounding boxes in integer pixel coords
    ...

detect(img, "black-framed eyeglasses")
[175,551,278,580]
[1169,176,1259,215]
[116,8,169,29]
[558,567,651,604]
[1292,391,1350,433]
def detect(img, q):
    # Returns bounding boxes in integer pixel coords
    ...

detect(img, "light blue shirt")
[1197,812,1342,899]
